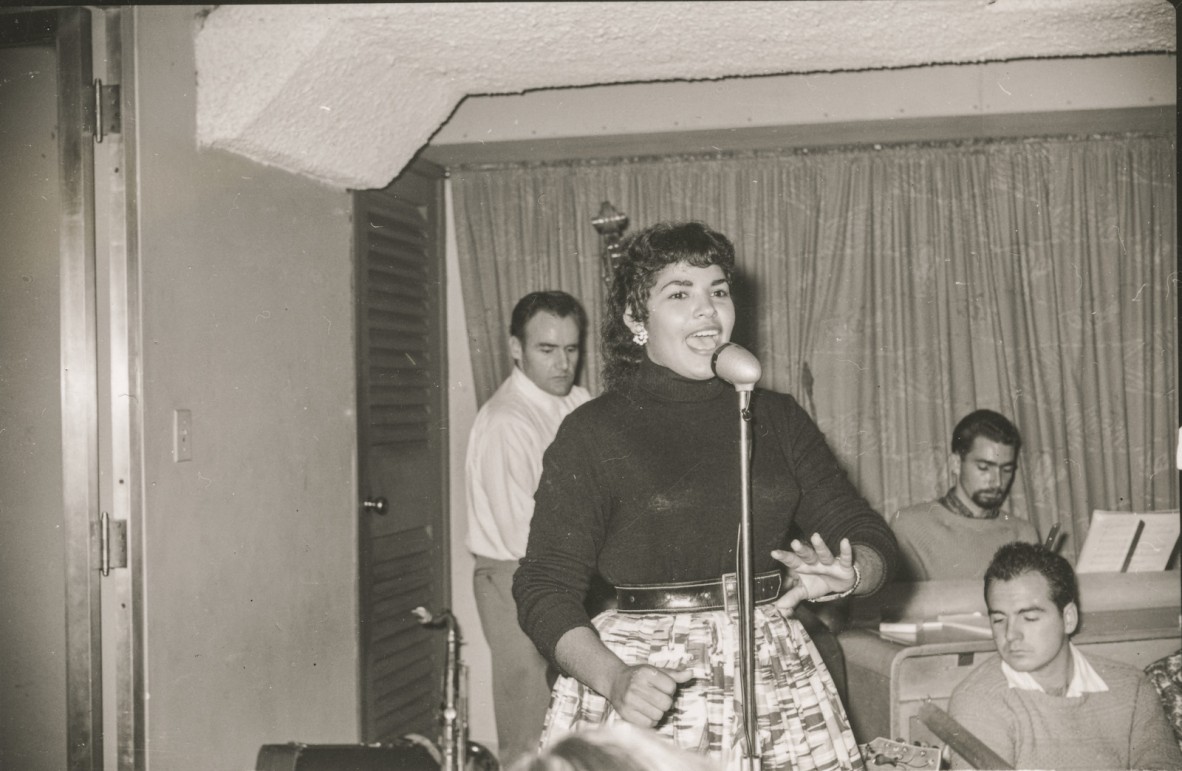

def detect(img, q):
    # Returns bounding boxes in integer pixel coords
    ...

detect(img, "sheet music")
[1076,509,1181,573]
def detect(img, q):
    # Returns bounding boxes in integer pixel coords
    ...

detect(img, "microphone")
[711,342,762,392]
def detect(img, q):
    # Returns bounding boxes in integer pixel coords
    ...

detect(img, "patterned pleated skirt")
[539,605,864,771]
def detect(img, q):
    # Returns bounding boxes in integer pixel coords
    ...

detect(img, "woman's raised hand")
[606,664,694,727]
[771,534,856,614]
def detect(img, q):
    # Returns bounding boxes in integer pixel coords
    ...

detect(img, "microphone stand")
[713,342,764,770]
[735,388,761,771]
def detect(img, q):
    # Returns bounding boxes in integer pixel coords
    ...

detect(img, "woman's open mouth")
[686,328,721,352]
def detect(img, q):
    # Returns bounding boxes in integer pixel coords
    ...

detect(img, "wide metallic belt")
[615,570,783,614]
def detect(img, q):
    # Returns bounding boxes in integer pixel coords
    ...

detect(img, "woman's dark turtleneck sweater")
[513,357,897,665]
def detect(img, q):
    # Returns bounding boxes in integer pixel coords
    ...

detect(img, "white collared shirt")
[464,366,590,561]
[1001,642,1109,697]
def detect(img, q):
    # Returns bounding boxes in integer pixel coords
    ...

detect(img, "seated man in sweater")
[947,542,1182,770]
[890,409,1040,581]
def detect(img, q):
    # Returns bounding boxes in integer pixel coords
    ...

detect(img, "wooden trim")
[54,7,103,770]
[421,106,1175,169]
[106,7,147,769]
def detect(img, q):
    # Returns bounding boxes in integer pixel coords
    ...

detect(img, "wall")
[432,55,1175,147]
[438,54,1177,752]
[133,8,358,769]
[0,43,67,771]
[444,186,496,747]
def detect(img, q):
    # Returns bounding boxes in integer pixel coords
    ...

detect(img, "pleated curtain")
[451,133,1177,560]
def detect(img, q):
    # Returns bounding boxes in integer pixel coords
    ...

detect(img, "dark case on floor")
[255,740,439,771]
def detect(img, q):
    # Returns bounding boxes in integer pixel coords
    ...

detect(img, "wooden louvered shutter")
[354,159,448,742]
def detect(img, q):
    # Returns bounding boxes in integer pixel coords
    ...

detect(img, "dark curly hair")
[952,409,1022,457]
[984,541,1078,611]
[601,221,737,391]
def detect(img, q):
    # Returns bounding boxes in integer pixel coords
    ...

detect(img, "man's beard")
[971,489,1008,509]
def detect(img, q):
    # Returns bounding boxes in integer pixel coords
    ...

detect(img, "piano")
[839,569,1181,746]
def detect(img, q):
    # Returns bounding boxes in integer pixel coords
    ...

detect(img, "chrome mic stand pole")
[713,342,763,770]
[736,388,761,771]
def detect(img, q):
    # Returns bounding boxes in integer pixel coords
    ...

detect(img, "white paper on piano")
[878,620,942,644]
[1076,509,1181,573]
[936,612,992,638]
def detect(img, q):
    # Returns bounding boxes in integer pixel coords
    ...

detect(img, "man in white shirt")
[947,541,1182,769]
[465,291,591,765]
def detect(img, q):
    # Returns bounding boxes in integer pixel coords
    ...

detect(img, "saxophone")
[406,606,500,771]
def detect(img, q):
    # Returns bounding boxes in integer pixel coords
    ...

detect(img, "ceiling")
[194,1,1176,191]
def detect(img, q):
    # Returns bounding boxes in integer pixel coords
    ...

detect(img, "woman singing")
[513,221,898,770]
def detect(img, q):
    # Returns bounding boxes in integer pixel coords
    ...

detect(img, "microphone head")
[711,342,762,391]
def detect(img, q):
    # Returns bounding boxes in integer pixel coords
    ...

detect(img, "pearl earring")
[632,327,649,346]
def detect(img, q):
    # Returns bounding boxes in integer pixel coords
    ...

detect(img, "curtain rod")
[450,130,1171,173]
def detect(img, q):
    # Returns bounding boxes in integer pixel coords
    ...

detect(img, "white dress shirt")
[465,366,590,560]
[1001,642,1109,697]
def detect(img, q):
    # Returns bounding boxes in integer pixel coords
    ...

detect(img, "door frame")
[98,8,144,770]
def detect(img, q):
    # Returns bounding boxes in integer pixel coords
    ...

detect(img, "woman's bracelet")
[808,563,861,603]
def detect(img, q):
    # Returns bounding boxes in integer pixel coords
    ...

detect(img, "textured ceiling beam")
[195,1,1176,191]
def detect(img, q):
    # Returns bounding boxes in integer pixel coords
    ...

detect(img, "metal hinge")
[99,511,128,575]
[93,79,121,143]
